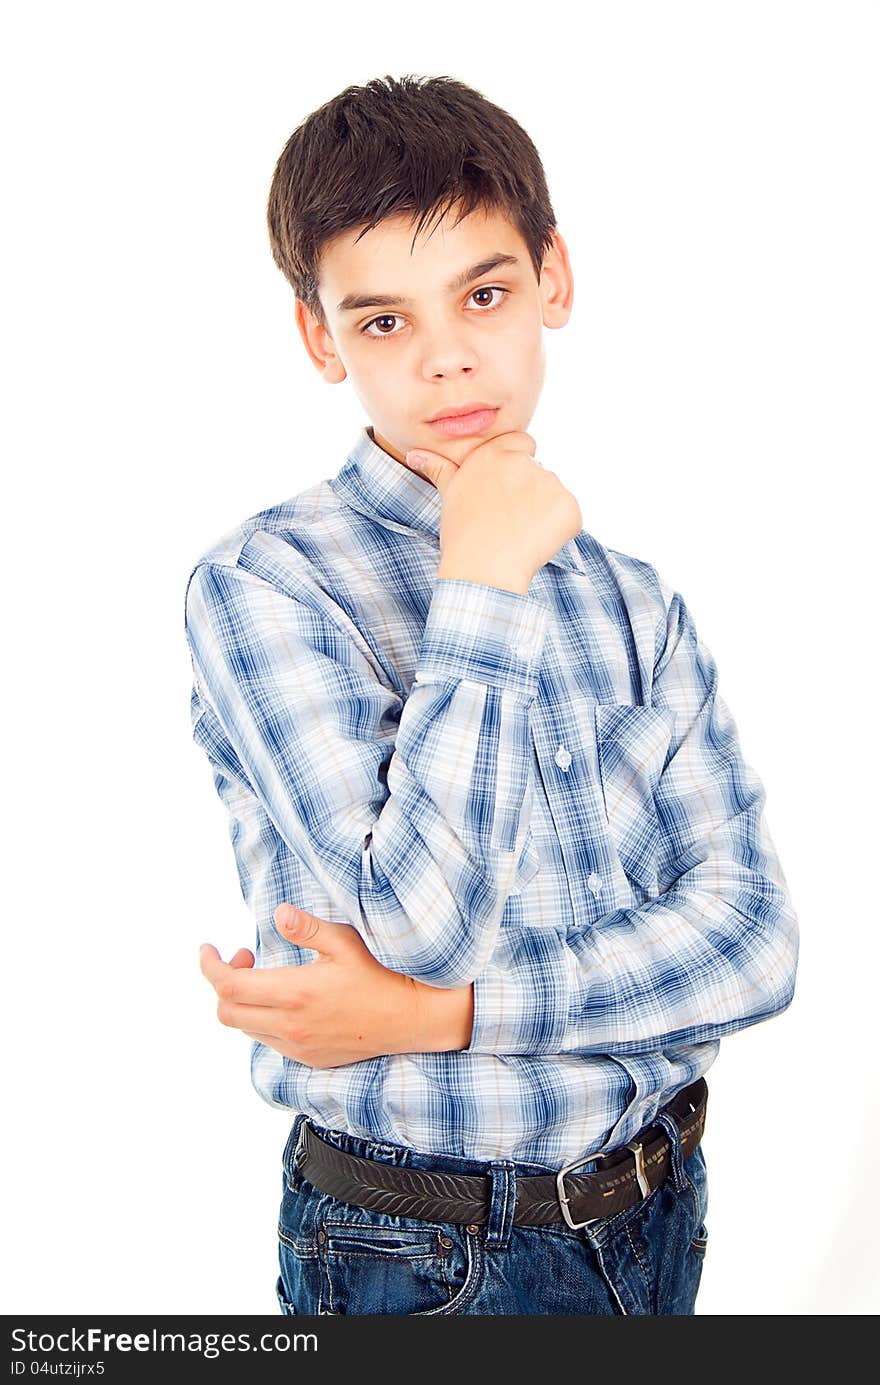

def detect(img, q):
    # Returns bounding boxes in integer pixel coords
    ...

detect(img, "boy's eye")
[470,285,503,308]
[359,286,509,339]
[362,313,401,338]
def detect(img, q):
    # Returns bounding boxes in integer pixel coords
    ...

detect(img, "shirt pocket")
[593,703,675,896]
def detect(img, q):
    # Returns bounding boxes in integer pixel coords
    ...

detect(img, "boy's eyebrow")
[336,253,520,313]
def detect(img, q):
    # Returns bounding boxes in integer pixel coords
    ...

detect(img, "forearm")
[410,979,475,1052]
[466,868,799,1057]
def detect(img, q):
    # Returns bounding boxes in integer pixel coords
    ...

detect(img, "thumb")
[274,904,335,954]
[405,448,459,494]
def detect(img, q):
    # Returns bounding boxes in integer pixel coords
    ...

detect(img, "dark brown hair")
[266,74,557,329]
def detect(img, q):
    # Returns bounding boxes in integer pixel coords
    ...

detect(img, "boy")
[184,74,799,1316]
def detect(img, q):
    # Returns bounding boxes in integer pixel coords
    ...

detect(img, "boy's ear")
[539,227,575,328]
[295,298,347,383]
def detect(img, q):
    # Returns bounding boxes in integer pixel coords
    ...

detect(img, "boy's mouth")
[426,407,499,439]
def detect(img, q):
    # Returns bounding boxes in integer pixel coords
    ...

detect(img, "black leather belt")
[293,1076,707,1230]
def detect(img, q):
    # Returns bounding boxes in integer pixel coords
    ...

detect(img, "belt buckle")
[555,1150,604,1230]
[555,1139,650,1230]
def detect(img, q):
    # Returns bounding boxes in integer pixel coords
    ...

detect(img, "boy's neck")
[369,425,427,481]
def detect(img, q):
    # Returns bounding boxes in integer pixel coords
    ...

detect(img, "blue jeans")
[275,1107,709,1315]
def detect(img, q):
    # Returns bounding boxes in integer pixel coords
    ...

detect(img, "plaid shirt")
[183,425,799,1166]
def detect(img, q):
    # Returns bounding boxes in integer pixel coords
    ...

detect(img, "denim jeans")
[275,1105,709,1316]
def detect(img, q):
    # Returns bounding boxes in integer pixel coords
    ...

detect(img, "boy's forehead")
[318,205,529,313]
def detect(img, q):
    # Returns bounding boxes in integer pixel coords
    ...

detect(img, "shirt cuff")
[416,579,551,699]
[466,929,568,1055]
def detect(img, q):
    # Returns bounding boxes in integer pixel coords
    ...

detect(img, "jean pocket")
[594,703,674,894]
[320,1214,482,1316]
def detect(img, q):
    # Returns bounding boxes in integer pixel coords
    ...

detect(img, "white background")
[3,1,877,1315]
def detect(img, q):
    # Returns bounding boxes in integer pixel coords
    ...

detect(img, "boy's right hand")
[405,432,582,595]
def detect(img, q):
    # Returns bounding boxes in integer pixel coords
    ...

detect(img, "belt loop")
[283,1112,308,1175]
[484,1160,516,1250]
[653,1110,688,1193]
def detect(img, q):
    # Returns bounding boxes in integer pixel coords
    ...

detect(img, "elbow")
[353,842,515,986]
[743,892,800,1022]
[766,912,800,1018]
[758,949,798,1022]
[375,951,484,990]
[357,848,512,986]
[361,912,497,990]
[380,934,490,989]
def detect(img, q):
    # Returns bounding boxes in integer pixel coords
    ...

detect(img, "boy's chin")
[372,418,521,464]
[438,423,516,457]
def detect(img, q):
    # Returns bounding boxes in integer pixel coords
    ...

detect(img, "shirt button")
[554,745,572,770]
[513,643,531,662]
[587,872,603,895]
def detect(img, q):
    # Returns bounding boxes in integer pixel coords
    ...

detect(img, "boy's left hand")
[199,904,462,1067]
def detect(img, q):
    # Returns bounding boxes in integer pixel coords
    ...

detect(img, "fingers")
[216,1001,300,1040]
[466,430,536,459]
[199,943,223,983]
[199,944,291,1002]
[495,430,536,455]
[229,948,255,968]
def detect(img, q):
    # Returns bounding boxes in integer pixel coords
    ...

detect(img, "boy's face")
[296,204,573,470]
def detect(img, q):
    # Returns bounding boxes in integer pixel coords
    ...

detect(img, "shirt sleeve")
[184,559,551,987]
[466,578,801,1056]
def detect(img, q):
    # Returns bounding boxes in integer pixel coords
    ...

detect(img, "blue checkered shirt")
[183,425,799,1166]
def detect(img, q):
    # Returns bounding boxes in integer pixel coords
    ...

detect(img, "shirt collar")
[330,425,587,575]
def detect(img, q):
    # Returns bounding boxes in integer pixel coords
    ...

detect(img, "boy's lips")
[427,407,499,439]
